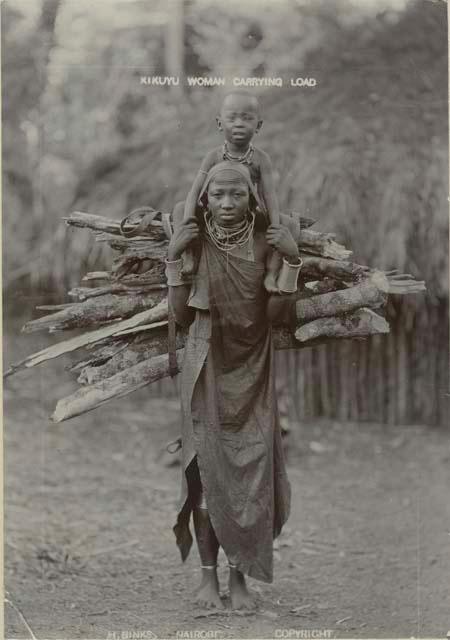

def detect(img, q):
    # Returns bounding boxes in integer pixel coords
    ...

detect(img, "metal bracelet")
[165,258,184,286]
[277,256,303,293]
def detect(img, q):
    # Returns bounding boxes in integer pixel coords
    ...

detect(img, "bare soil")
[3,318,450,639]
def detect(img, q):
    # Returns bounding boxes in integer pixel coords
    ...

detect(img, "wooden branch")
[53,312,394,423]
[301,255,369,281]
[64,211,164,237]
[385,275,426,294]
[304,279,346,295]
[300,229,352,260]
[82,271,111,281]
[68,282,166,301]
[296,272,388,323]
[67,339,130,373]
[4,299,168,376]
[95,235,168,256]
[67,211,352,261]
[52,350,185,423]
[78,327,185,384]
[295,308,389,343]
[23,293,164,333]
[111,257,166,281]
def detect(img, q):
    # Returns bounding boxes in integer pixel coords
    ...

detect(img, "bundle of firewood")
[5,210,425,423]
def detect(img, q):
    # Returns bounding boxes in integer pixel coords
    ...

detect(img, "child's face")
[207,174,250,227]
[217,95,262,147]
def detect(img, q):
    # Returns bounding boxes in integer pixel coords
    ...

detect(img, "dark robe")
[173,236,291,583]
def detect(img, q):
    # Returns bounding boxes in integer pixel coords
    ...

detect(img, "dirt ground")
[3,317,450,639]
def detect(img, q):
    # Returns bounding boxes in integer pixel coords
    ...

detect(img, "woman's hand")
[167,217,200,261]
[266,224,300,262]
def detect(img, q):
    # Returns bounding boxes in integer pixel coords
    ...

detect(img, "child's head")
[216,91,262,147]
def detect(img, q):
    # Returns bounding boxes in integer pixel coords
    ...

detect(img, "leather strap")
[119,206,161,237]
[168,303,179,377]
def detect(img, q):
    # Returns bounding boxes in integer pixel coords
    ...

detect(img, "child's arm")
[258,149,281,226]
[183,149,218,220]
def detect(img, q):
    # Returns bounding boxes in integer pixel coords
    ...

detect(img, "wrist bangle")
[277,256,303,293]
[165,258,184,286]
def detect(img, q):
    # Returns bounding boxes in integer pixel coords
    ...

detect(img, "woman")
[165,161,302,609]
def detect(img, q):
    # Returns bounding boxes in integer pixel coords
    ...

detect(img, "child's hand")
[168,217,200,261]
[266,224,299,262]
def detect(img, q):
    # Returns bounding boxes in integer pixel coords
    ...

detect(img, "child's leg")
[172,201,185,231]
[171,200,200,276]
[264,249,283,293]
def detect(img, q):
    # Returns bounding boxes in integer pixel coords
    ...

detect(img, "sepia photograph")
[2,0,449,638]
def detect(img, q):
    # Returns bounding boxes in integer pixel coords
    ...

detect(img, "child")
[177,90,282,293]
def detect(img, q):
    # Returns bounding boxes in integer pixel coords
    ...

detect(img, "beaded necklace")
[204,210,255,254]
[222,142,254,165]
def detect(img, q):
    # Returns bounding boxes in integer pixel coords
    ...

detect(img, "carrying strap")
[164,212,178,377]
[168,303,179,378]
[119,206,161,237]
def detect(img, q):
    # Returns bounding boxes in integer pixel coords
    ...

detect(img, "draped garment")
[173,236,291,583]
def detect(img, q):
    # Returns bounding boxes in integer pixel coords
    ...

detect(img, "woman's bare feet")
[195,567,224,609]
[228,566,256,610]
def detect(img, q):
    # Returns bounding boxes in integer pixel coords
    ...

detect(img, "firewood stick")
[64,211,164,235]
[296,271,389,322]
[300,255,369,281]
[67,339,130,373]
[66,211,352,260]
[52,311,393,423]
[300,229,352,260]
[304,279,344,295]
[295,308,389,342]
[68,283,167,300]
[50,335,298,423]
[52,350,185,423]
[4,281,384,376]
[4,299,168,376]
[95,235,168,254]
[23,293,164,333]
[76,313,392,388]
[78,327,185,384]
[82,271,111,281]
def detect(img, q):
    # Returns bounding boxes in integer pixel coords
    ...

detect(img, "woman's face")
[207,173,250,228]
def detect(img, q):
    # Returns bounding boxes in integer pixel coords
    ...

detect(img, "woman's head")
[198,162,261,228]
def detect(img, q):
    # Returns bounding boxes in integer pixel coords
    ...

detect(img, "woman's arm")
[267,293,297,325]
[167,217,200,327]
[264,224,301,324]
[183,149,218,221]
